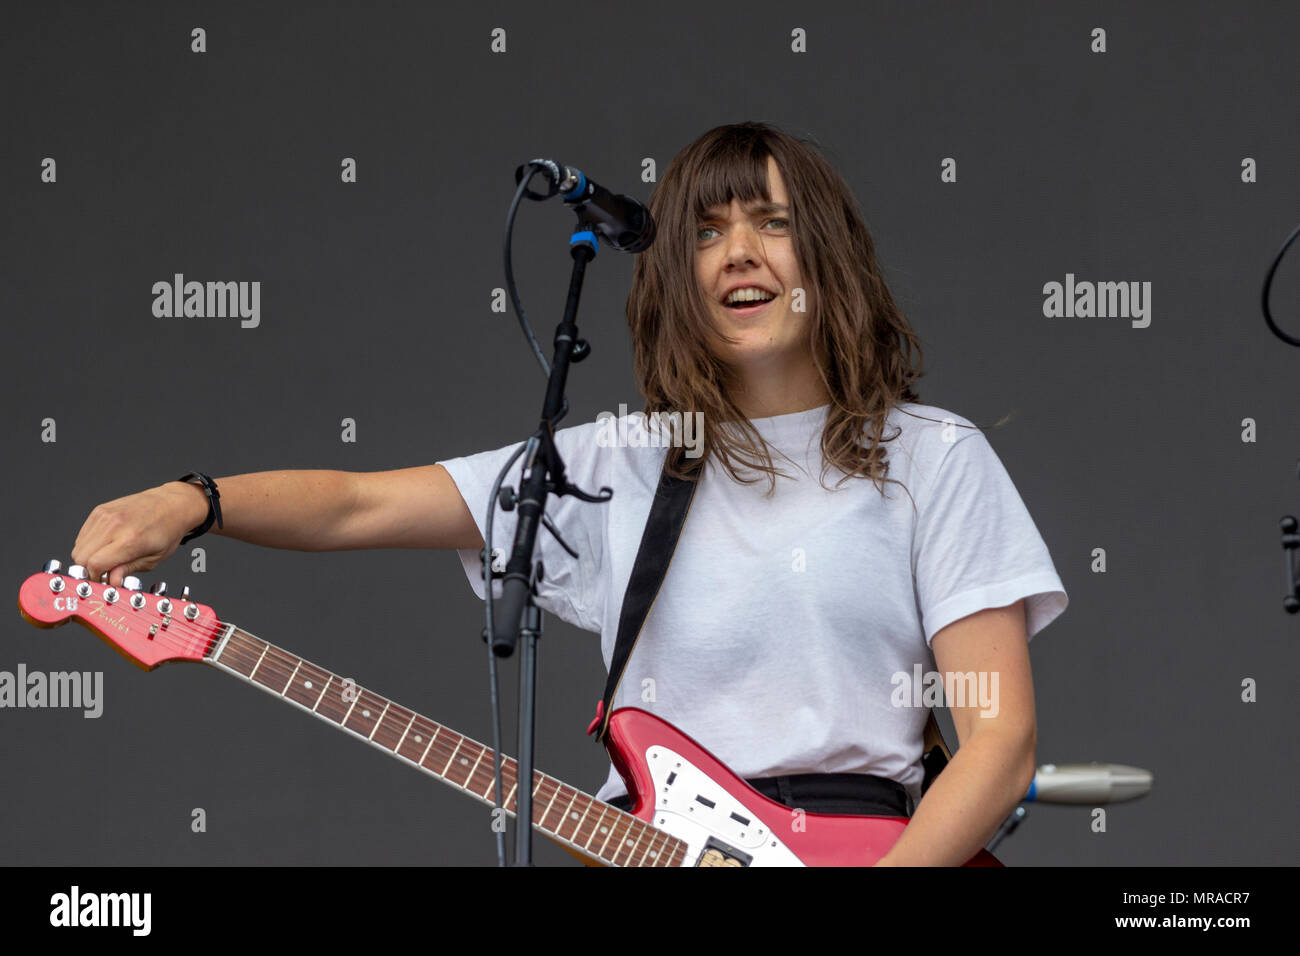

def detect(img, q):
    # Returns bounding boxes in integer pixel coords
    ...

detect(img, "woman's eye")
[698,219,786,241]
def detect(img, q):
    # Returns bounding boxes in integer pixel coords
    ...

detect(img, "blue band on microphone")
[570,230,598,256]
[562,170,587,201]
[1024,777,1037,802]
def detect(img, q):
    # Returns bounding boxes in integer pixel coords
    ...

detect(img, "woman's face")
[694,155,816,377]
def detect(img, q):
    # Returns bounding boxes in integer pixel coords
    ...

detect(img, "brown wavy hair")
[626,121,1001,507]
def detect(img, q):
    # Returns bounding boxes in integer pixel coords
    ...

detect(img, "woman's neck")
[727,355,831,420]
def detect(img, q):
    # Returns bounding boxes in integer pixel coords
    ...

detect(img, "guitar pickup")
[694,836,753,867]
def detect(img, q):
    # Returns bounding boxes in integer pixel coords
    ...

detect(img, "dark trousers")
[607,771,912,817]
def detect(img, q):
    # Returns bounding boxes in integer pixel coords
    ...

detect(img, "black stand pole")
[492,222,613,865]
[513,603,541,865]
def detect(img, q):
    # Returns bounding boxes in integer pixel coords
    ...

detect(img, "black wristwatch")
[176,472,224,544]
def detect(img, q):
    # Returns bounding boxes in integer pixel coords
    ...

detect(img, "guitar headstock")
[17,560,222,670]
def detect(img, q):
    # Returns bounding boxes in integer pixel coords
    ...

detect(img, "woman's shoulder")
[887,401,977,436]
[883,402,984,471]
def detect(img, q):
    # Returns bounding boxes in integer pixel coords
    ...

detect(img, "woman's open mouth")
[721,295,778,317]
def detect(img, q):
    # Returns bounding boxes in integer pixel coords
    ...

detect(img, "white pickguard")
[644,745,804,867]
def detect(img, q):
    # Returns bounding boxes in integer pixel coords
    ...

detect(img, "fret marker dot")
[625,839,634,847]
[460,757,469,765]
[362,709,371,718]
[303,680,313,690]
[600,826,608,834]
[414,735,422,743]
[570,811,579,820]
[649,850,658,858]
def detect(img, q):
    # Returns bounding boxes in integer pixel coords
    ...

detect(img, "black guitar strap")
[588,455,698,744]
[585,452,952,793]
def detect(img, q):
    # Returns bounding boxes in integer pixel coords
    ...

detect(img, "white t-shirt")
[437,402,1068,805]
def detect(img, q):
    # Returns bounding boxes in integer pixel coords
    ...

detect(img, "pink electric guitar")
[17,563,1001,867]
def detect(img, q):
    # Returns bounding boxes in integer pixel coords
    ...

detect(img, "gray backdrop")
[2,0,1296,866]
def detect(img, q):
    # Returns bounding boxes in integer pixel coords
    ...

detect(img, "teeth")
[724,288,776,304]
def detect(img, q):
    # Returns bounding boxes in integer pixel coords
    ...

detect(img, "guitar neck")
[204,624,685,867]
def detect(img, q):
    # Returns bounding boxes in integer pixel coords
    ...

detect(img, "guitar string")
[48,588,681,865]
[124,611,680,865]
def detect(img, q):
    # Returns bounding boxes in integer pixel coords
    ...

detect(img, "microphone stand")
[490,217,612,866]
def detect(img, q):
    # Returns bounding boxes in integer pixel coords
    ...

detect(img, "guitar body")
[604,706,1003,867]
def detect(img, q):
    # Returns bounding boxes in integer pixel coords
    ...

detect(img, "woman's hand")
[70,482,211,587]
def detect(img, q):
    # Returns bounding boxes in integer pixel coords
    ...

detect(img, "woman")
[72,121,1067,866]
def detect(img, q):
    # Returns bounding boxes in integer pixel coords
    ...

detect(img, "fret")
[339,684,362,727]
[478,768,498,802]
[464,747,485,786]
[624,823,649,868]
[394,713,417,754]
[603,813,626,864]
[248,643,270,681]
[342,689,383,738]
[469,752,508,803]
[541,782,574,834]
[577,803,602,850]
[312,675,351,724]
[366,701,391,742]
[637,828,658,867]
[280,658,303,696]
[209,623,236,662]
[393,718,432,765]
[443,739,479,789]
[217,632,260,678]
[282,661,329,710]
[643,827,668,867]
[570,799,593,849]
[611,819,637,867]
[576,803,600,851]
[415,726,438,766]
[553,790,582,843]
[536,779,561,830]
[594,806,618,857]
[259,647,299,693]
[380,706,409,755]
[202,626,686,866]
[536,781,564,831]
[439,739,464,778]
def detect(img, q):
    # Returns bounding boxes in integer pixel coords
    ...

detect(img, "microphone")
[1024,763,1153,804]
[515,159,655,252]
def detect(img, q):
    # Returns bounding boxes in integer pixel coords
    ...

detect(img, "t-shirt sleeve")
[911,430,1068,646]
[436,423,607,634]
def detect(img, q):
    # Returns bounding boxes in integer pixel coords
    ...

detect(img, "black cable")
[1262,220,1300,347]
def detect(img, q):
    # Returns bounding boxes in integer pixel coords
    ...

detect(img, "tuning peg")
[181,586,191,601]
[149,581,168,595]
[42,559,63,574]
[67,565,88,580]
[122,575,143,591]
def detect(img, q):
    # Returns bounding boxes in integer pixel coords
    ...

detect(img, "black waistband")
[607,771,911,818]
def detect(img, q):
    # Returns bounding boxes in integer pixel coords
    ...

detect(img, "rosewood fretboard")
[205,624,686,867]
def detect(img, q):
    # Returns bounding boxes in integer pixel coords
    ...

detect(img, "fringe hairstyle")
[626,121,1002,508]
